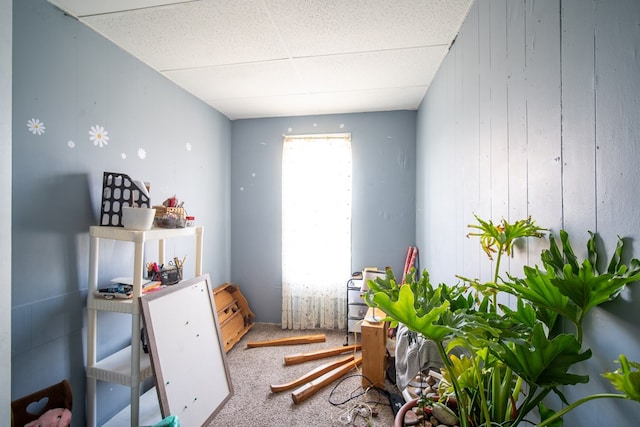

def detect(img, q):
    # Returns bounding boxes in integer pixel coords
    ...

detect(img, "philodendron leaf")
[607,234,624,273]
[499,298,537,331]
[502,267,573,329]
[602,354,640,402]
[368,284,453,342]
[552,260,640,318]
[538,402,564,427]
[366,269,401,299]
[467,214,546,259]
[541,231,640,320]
[495,323,591,388]
[448,353,477,389]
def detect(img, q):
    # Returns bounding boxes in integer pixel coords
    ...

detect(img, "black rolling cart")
[344,275,367,345]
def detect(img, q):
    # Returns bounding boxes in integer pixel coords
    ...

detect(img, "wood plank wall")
[416,0,640,423]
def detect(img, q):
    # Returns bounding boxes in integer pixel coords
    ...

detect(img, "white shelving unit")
[86,225,204,427]
[347,278,367,333]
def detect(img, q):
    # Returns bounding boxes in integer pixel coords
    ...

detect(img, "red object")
[401,246,412,285]
[401,246,418,285]
[408,247,418,273]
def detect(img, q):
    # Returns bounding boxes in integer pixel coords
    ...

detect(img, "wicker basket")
[153,205,186,228]
[154,206,185,217]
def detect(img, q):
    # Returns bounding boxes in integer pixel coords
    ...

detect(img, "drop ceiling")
[48,0,473,120]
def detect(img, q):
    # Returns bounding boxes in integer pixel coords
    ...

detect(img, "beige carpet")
[207,323,401,426]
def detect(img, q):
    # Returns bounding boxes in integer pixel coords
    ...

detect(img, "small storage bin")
[148,266,182,285]
[11,380,73,427]
[348,318,362,334]
[348,303,369,319]
[348,288,365,304]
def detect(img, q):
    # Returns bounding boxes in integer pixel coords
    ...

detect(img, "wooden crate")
[219,311,246,351]
[213,283,255,352]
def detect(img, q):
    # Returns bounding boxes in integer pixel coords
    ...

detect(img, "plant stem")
[494,249,503,285]
[575,314,584,345]
[436,342,471,427]
[496,366,513,422]
[472,350,492,426]
[536,394,628,427]
[510,385,548,426]
[492,249,503,310]
[509,375,522,421]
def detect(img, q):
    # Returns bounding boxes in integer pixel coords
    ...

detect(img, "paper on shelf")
[111,277,153,286]
[132,180,150,198]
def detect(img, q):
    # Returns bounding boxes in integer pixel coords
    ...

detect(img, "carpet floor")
[207,323,401,426]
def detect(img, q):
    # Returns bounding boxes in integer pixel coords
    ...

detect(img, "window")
[281,133,352,329]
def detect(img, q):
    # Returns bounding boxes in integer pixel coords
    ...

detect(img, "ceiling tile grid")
[81,1,290,70]
[210,85,428,120]
[48,0,474,119]
[164,59,304,100]
[267,0,471,56]
[292,46,448,93]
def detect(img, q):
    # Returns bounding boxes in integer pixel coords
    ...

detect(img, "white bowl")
[122,207,156,230]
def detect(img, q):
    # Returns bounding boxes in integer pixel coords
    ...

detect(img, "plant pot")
[394,397,420,427]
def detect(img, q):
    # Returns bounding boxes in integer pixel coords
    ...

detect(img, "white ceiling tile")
[210,86,428,120]
[82,0,289,70]
[48,0,473,119]
[48,0,196,17]
[164,60,305,100]
[293,46,448,93]
[265,0,473,56]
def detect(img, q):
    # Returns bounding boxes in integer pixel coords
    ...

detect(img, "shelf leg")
[87,235,99,427]
[195,227,203,276]
[130,240,145,427]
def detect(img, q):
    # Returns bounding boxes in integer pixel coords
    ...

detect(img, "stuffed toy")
[24,408,72,427]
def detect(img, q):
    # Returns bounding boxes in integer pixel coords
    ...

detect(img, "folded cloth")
[394,323,445,390]
[24,408,71,427]
[394,324,471,391]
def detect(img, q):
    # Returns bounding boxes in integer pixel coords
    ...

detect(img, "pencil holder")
[148,265,183,286]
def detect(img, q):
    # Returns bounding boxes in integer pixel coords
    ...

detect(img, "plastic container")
[121,207,156,230]
[185,216,195,227]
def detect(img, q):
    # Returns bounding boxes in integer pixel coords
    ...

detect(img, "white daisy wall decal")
[137,148,147,160]
[67,140,75,148]
[121,153,127,159]
[89,125,109,148]
[27,118,45,135]
[185,142,192,151]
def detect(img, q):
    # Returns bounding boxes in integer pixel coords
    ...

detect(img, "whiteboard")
[140,274,233,426]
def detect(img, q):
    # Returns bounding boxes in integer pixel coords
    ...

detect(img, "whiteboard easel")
[140,274,233,426]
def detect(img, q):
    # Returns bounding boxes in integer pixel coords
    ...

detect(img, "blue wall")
[12,0,640,425]
[11,1,231,424]
[1,0,13,420]
[231,112,417,323]
[416,0,640,424]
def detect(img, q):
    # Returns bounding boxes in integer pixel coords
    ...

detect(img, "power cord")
[328,374,392,426]
[335,402,374,426]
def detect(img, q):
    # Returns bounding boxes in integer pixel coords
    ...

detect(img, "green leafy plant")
[365,215,640,427]
[461,214,547,305]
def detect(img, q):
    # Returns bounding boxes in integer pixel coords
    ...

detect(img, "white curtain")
[282,133,352,329]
